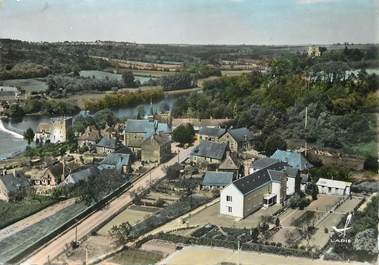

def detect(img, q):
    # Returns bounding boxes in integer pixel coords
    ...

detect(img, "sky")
[0,0,378,45]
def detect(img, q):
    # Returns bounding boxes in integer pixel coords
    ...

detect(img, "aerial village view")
[0,0,378,265]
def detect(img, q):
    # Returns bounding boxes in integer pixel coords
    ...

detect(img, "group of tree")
[171,53,378,158]
[160,72,195,91]
[5,99,80,120]
[83,88,164,112]
[172,124,195,146]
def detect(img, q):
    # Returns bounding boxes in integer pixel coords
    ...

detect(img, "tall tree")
[121,71,136,87]
[24,128,35,145]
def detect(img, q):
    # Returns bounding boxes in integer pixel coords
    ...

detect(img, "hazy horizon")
[0,0,378,45]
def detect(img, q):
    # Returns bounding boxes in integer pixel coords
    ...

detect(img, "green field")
[2,78,48,92]
[0,196,58,229]
[110,249,163,265]
[79,70,155,84]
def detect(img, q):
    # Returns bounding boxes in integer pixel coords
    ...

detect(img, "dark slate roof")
[191,141,227,160]
[64,167,99,185]
[143,133,171,146]
[100,153,130,166]
[284,166,299,179]
[125,119,171,135]
[202,171,234,187]
[96,137,117,149]
[228,127,253,142]
[48,163,64,178]
[252,157,281,170]
[0,174,29,193]
[271,150,313,171]
[199,127,226,137]
[267,170,286,182]
[233,169,272,195]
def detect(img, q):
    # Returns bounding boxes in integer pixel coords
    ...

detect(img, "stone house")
[78,126,101,147]
[198,127,226,142]
[218,153,242,178]
[124,119,171,158]
[141,133,171,165]
[34,123,50,144]
[96,137,118,154]
[218,128,253,153]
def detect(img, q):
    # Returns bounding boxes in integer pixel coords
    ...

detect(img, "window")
[226,195,232,202]
[227,206,232,213]
[328,187,332,192]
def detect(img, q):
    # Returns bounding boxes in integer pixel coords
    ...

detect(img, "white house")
[220,168,287,219]
[316,178,352,196]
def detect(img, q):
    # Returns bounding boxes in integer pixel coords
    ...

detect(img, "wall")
[220,184,244,218]
[243,183,271,217]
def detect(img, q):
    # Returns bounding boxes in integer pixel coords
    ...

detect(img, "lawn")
[0,196,58,229]
[110,249,163,265]
[2,78,48,92]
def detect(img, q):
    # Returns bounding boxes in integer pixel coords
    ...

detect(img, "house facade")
[78,126,101,147]
[124,119,171,158]
[96,137,118,154]
[141,133,171,164]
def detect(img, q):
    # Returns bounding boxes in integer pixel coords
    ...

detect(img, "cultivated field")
[173,202,281,237]
[97,207,157,236]
[0,202,87,264]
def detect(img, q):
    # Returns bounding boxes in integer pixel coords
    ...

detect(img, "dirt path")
[0,198,76,242]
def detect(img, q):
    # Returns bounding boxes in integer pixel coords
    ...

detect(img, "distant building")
[0,86,20,101]
[316,178,351,196]
[307,46,326,58]
[124,119,171,158]
[191,140,228,165]
[141,133,171,165]
[0,174,30,201]
[271,150,313,171]
[78,126,101,147]
[172,118,232,131]
[49,116,73,144]
[98,153,131,175]
[202,171,234,189]
[220,167,287,219]
[96,137,118,154]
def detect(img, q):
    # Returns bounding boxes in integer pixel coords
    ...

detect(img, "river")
[0,96,178,160]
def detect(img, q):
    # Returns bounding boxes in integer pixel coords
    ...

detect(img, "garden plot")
[178,202,281,231]
[0,202,86,264]
[98,207,156,236]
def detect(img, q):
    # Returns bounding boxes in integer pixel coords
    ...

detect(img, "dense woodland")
[172,50,378,158]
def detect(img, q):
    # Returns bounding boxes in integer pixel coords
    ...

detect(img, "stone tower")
[50,116,73,143]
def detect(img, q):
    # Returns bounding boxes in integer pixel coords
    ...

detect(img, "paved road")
[22,147,193,265]
[0,199,76,242]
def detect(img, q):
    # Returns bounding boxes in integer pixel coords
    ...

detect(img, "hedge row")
[153,233,320,259]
